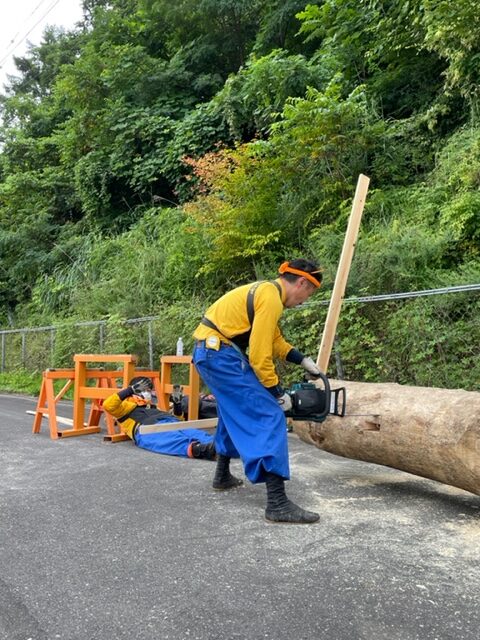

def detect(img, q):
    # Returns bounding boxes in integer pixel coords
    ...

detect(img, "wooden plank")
[45,374,59,439]
[26,410,74,427]
[78,386,118,399]
[188,361,199,420]
[138,417,218,435]
[55,379,73,403]
[317,174,370,373]
[57,426,102,438]
[32,378,47,434]
[103,433,131,443]
[42,369,75,378]
[160,355,193,364]
[73,357,86,431]
[73,354,138,364]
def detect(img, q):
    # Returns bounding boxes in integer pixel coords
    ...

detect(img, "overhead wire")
[0,0,63,69]
[293,283,480,310]
[3,0,51,50]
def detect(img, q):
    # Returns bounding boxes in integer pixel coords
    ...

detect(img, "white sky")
[0,0,84,92]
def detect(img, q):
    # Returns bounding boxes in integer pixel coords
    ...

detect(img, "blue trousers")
[134,417,213,457]
[193,343,289,483]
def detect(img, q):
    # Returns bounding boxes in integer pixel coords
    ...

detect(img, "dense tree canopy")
[0,0,478,333]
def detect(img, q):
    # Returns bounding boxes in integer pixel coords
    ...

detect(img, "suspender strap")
[200,315,222,334]
[246,280,282,325]
[199,316,246,356]
[201,280,283,351]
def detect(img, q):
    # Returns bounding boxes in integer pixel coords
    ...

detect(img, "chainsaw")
[285,372,346,423]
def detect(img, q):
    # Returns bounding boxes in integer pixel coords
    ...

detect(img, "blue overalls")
[192,341,290,483]
[134,418,213,457]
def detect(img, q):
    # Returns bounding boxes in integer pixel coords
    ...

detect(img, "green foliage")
[297,1,453,120]
[422,0,480,108]
[254,0,322,55]
[182,79,390,281]
[0,0,479,394]
[0,371,42,395]
[378,293,480,390]
[212,49,331,138]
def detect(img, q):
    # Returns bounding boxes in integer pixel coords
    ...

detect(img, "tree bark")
[292,380,480,495]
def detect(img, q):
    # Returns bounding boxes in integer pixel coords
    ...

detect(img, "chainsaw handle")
[306,372,331,421]
[304,370,330,389]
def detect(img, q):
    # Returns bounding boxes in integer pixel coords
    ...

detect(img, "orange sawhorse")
[33,369,77,439]
[157,355,200,420]
[71,354,137,438]
[32,363,162,441]
[32,368,115,439]
[72,354,162,442]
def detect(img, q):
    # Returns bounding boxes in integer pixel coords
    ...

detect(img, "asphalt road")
[1,392,479,640]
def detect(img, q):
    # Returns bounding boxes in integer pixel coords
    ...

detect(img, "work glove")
[131,377,153,395]
[300,356,322,379]
[170,384,184,417]
[277,392,292,413]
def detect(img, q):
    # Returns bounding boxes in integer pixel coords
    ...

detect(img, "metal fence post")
[50,328,56,368]
[333,334,345,380]
[21,331,26,369]
[148,321,154,370]
[1,333,5,373]
[99,323,105,352]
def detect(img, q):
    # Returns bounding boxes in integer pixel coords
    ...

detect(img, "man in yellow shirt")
[193,258,323,523]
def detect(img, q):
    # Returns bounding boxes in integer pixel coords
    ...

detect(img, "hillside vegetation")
[0,0,479,386]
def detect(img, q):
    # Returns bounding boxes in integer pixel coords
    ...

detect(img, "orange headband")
[278,262,322,288]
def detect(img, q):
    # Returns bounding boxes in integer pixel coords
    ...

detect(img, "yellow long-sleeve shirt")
[102,393,140,439]
[103,392,173,439]
[193,279,294,389]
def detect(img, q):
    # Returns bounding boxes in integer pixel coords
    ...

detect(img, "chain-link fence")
[284,284,480,391]
[1,285,479,391]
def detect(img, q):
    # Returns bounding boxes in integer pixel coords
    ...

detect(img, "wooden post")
[317,174,370,373]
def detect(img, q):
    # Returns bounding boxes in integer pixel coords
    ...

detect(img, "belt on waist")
[194,338,246,357]
[195,339,229,348]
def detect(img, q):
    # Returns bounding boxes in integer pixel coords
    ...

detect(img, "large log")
[292,380,480,495]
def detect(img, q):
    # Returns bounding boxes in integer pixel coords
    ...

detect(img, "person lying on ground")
[103,376,216,460]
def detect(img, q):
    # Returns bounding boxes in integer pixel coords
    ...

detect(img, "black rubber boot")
[191,441,217,461]
[212,455,243,490]
[265,472,319,524]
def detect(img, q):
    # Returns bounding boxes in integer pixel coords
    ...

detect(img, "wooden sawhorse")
[71,354,137,438]
[157,355,200,420]
[32,362,163,441]
[32,368,116,439]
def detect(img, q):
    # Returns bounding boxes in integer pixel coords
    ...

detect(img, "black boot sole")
[265,509,320,524]
[212,477,244,491]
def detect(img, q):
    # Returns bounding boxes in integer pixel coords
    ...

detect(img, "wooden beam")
[317,174,370,373]
[73,354,138,364]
